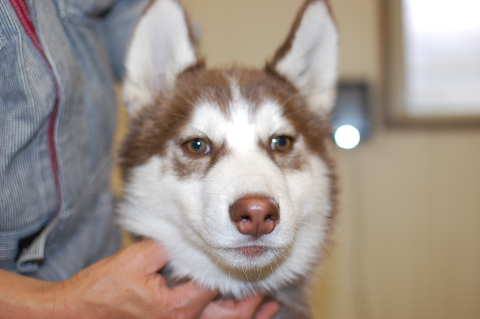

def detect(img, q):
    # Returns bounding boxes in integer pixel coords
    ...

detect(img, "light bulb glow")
[334,125,361,149]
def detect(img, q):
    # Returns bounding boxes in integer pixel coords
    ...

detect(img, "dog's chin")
[209,246,281,272]
[237,246,267,257]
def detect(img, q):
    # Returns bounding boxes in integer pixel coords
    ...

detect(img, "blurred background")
[113,0,480,318]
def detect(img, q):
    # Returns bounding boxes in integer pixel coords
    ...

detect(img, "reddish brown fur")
[120,1,339,316]
[120,1,336,215]
[119,62,232,180]
[120,65,334,181]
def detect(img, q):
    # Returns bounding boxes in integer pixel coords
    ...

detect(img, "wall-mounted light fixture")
[332,82,371,149]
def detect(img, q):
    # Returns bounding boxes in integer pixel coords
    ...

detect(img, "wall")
[310,1,480,318]
[116,1,480,318]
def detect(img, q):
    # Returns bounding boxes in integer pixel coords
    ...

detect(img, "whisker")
[278,92,303,109]
[284,108,309,119]
[324,217,339,231]
[163,112,192,120]
[321,242,333,256]
[176,94,198,106]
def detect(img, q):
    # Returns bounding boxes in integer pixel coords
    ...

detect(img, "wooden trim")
[380,0,480,129]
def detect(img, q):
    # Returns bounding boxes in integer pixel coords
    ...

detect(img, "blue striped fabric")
[0,0,148,281]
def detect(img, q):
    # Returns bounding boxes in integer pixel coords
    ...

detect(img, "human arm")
[0,239,217,319]
[0,268,63,318]
[0,239,279,319]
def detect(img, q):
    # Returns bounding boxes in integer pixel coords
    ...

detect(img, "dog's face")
[119,0,338,297]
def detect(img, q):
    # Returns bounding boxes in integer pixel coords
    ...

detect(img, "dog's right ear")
[123,0,198,115]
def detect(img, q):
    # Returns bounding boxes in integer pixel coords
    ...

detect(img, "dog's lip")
[236,246,267,257]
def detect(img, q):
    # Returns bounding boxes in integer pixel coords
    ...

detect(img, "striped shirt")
[0,0,148,281]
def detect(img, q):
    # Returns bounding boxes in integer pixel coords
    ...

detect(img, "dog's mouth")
[237,246,267,257]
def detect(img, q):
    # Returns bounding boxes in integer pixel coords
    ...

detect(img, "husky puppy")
[119,0,338,317]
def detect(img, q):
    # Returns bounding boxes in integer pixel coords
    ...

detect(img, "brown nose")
[229,195,279,238]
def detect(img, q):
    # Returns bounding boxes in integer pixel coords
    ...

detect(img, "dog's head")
[119,0,338,296]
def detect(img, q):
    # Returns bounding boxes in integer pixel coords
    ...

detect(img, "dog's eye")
[270,136,293,152]
[183,138,211,155]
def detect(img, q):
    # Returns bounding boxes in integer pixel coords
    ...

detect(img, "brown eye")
[183,138,211,155]
[270,136,293,152]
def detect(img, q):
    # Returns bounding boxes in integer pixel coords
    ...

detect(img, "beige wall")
[178,0,480,318]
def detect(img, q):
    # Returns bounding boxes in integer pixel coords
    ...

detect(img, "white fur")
[275,1,339,114]
[119,0,337,301]
[119,97,333,298]
[123,0,197,115]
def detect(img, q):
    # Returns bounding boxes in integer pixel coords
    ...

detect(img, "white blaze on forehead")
[187,94,294,151]
[120,83,333,297]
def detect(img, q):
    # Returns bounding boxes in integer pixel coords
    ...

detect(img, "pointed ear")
[123,0,199,115]
[268,0,339,114]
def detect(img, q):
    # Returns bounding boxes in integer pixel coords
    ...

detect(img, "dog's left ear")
[123,0,198,115]
[268,0,339,114]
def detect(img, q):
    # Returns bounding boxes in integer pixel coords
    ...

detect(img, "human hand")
[65,239,280,319]
[199,294,280,319]
[0,239,280,319]
[61,239,218,319]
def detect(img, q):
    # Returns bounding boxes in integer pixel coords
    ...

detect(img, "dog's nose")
[229,195,279,238]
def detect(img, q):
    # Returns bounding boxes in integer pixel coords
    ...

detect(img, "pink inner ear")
[268,0,319,69]
[266,0,338,114]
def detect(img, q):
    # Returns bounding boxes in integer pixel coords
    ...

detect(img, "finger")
[127,239,170,274]
[254,301,281,319]
[171,280,219,313]
[208,294,265,319]
[235,293,265,317]
[198,294,263,319]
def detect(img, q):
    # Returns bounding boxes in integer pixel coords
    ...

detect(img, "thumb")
[255,301,281,319]
[127,239,170,274]
[171,280,219,314]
